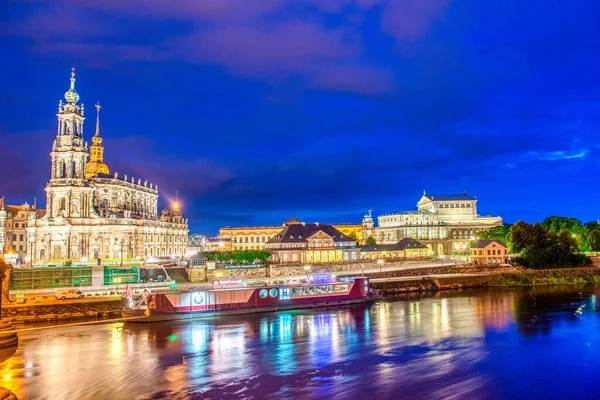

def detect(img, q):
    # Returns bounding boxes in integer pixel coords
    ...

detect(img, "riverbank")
[3,266,600,325]
[371,266,600,295]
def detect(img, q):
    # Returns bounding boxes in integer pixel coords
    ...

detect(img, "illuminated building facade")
[360,238,432,260]
[265,219,360,263]
[469,240,508,265]
[25,70,188,263]
[187,233,231,254]
[0,199,45,263]
[220,221,362,250]
[367,192,502,255]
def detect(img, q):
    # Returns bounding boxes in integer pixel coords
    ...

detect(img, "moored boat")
[122,277,376,323]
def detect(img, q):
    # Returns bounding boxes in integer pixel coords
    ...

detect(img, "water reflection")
[3,286,600,399]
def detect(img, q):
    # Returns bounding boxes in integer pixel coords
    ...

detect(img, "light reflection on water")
[4,286,600,399]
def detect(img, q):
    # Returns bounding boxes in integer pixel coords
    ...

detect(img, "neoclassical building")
[220,222,362,250]
[365,192,502,255]
[0,199,45,264]
[265,218,360,263]
[25,69,188,263]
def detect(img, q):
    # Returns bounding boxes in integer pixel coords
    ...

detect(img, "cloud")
[381,0,448,40]
[6,0,448,95]
[529,149,590,162]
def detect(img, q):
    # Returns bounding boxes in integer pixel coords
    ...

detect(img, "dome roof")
[284,217,302,226]
[64,68,80,105]
[86,161,110,178]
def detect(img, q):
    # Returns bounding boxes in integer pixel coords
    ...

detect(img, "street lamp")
[377,259,384,273]
[119,237,124,267]
[113,277,122,294]
[304,265,311,281]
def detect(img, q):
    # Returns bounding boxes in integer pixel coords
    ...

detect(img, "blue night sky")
[1,1,600,234]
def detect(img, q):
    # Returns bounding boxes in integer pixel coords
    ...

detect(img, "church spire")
[94,102,101,137]
[85,102,110,178]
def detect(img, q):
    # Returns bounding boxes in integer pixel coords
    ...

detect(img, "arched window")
[39,249,45,260]
[59,198,66,211]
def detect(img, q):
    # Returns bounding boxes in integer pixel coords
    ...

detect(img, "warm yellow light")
[173,202,180,210]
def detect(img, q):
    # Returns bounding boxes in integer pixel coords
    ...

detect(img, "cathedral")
[24,69,188,263]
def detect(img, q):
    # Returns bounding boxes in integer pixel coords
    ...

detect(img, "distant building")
[265,218,360,263]
[187,233,230,255]
[220,219,363,250]
[367,191,502,255]
[360,238,431,260]
[187,251,208,268]
[469,240,508,265]
[0,199,46,264]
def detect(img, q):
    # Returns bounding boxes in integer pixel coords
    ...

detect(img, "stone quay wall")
[186,260,437,283]
[372,266,600,296]
[1,300,122,324]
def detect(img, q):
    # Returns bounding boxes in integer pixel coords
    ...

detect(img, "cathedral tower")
[47,68,89,219]
[86,103,110,177]
[50,68,88,182]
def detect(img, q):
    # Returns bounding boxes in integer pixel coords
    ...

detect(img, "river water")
[3,285,600,399]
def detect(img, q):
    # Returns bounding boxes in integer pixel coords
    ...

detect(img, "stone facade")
[187,234,231,255]
[25,70,188,264]
[0,199,45,264]
[360,238,432,260]
[469,240,508,265]
[265,219,360,263]
[368,192,502,255]
[220,221,363,250]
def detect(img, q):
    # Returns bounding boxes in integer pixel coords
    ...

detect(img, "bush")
[203,250,271,264]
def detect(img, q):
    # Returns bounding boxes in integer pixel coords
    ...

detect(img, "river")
[2,285,600,399]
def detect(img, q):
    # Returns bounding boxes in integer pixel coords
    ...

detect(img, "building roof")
[206,237,230,243]
[360,238,429,252]
[220,225,282,231]
[0,200,45,218]
[424,192,476,201]
[266,222,354,244]
[380,210,423,216]
[472,239,507,248]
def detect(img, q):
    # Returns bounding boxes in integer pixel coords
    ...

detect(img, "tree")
[543,216,585,250]
[586,230,600,252]
[511,225,591,269]
[365,235,377,245]
[542,216,583,235]
[583,222,600,252]
[479,224,510,243]
[507,221,535,253]
[204,250,272,264]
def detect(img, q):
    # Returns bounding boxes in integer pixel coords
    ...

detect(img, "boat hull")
[123,295,375,323]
